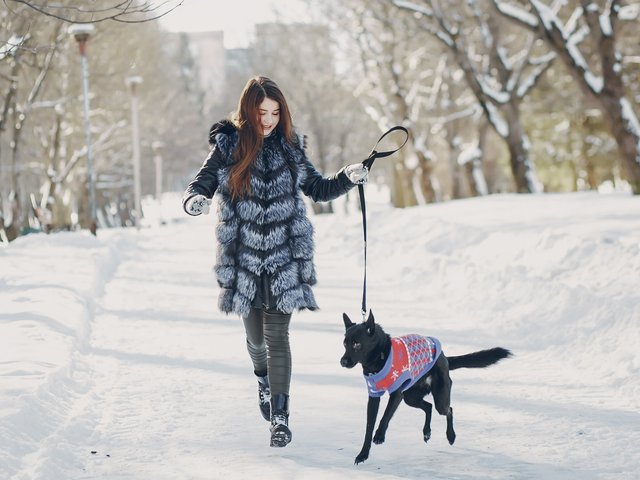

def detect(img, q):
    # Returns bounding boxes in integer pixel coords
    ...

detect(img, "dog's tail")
[448,347,512,370]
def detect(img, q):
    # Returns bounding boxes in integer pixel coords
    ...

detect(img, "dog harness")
[364,335,442,397]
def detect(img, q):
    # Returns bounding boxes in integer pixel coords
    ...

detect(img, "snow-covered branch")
[516,52,555,98]
[491,0,538,27]
[492,0,640,192]
[54,120,127,184]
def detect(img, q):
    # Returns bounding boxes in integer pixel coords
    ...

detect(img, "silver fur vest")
[183,121,354,317]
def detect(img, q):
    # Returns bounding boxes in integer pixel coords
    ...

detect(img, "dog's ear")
[366,310,375,336]
[343,313,355,330]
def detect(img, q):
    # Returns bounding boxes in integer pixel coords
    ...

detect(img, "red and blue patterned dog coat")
[364,335,442,397]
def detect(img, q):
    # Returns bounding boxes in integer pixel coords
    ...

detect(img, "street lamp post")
[68,23,97,235]
[152,141,164,225]
[125,76,143,230]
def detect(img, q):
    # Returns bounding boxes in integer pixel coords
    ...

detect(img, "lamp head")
[68,24,95,43]
[125,76,143,87]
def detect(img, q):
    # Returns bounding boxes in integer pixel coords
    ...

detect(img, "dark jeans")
[243,307,292,396]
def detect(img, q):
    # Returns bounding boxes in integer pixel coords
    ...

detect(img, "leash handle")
[362,125,409,170]
[358,126,409,321]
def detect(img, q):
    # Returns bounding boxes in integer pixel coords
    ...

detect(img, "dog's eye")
[352,341,361,351]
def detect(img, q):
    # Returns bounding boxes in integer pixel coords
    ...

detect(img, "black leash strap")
[357,126,409,320]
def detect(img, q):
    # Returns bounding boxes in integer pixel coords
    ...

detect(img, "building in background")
[184,31,226,115]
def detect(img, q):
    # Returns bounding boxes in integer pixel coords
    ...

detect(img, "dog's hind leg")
[431,356,456,445]
[372,390,403,445]
[445,407,455,445]
[403,387,433,443]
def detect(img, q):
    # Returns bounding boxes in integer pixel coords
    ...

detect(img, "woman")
[183,76,368,447]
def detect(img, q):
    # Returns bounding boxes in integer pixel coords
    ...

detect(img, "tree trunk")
[4,193,20,241]
[75,175,91,230]
[597,94,640,193]
[474,121,490,195]
[7,99,26,240]
[416,150,440,203]
[584,0,640,193]
[404,129,439,204]
[445,122,465,199]
[580,114,599,190]
[310,202,334,215]
[463,155,488,197]
[389,157,418,208]
[503,103,540,193]
[398,156,418,208]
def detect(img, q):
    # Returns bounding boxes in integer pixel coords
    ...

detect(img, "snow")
[436,31,454,48]
[479,80,510,104]
[0,34,24,60]
[620,97,640,153]
[471,165,489,195]
[485,102,509,137]
[492,1,538,28]
[583,70,604,94]
[530,0,557,31]
[496,47,511,71]
[565,6,584,37]
[393,0,434,18]
[618,3,640,21]
[516,52,555,98]
[1,190,640,479]
[599,9,612,36]
[457,145,481,166]
[564,22,603,94]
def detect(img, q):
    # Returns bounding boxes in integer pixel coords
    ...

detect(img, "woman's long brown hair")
[229,76,295,199]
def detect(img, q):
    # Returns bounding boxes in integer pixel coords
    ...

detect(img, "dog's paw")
[423,430,431,443]
[354,451,369,465]
[373,430,386,445]
[447,430,456,445]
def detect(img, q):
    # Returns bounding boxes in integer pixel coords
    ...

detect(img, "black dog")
[340,311,511,465]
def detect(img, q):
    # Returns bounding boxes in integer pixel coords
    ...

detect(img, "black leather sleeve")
[182,145,224,210]
[299,156,355,203]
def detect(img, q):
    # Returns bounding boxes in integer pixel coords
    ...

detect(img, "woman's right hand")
[185,195,212,216]
[345,163,369,185]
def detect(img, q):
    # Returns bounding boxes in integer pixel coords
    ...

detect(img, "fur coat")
[183,121,354,317]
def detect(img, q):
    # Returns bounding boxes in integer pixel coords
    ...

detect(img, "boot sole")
[270,427,292,447]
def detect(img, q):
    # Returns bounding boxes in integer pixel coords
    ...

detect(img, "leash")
[357,126,409,321]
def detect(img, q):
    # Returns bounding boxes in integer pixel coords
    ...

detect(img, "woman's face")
[258,97,280,136]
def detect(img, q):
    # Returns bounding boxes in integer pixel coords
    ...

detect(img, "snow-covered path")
[1,192,639,479]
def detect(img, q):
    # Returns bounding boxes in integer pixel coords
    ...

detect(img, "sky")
[1,189,639,479]
[160,0,309,48]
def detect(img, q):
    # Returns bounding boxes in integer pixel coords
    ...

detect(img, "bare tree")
[0,4,206,240]
[332,1,447,206]
[425,55,490,199]
[0,7,64,240]
[2,0,183,24]
[395,0,555,193]
[491,0,640,193]
[248,21,377,212]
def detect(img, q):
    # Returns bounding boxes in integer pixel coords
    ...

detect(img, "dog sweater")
[364,335,442,397]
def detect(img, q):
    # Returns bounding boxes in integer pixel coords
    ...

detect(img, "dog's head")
[340,311,383,369]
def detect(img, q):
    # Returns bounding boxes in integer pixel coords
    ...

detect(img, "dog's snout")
[340,355,354,368]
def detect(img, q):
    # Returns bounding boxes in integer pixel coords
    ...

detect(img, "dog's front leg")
[355,396,380,465]
[373,390,403,445]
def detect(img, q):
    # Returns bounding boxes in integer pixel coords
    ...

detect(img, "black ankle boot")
[269,394,291,447]
[257,375,270,421]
